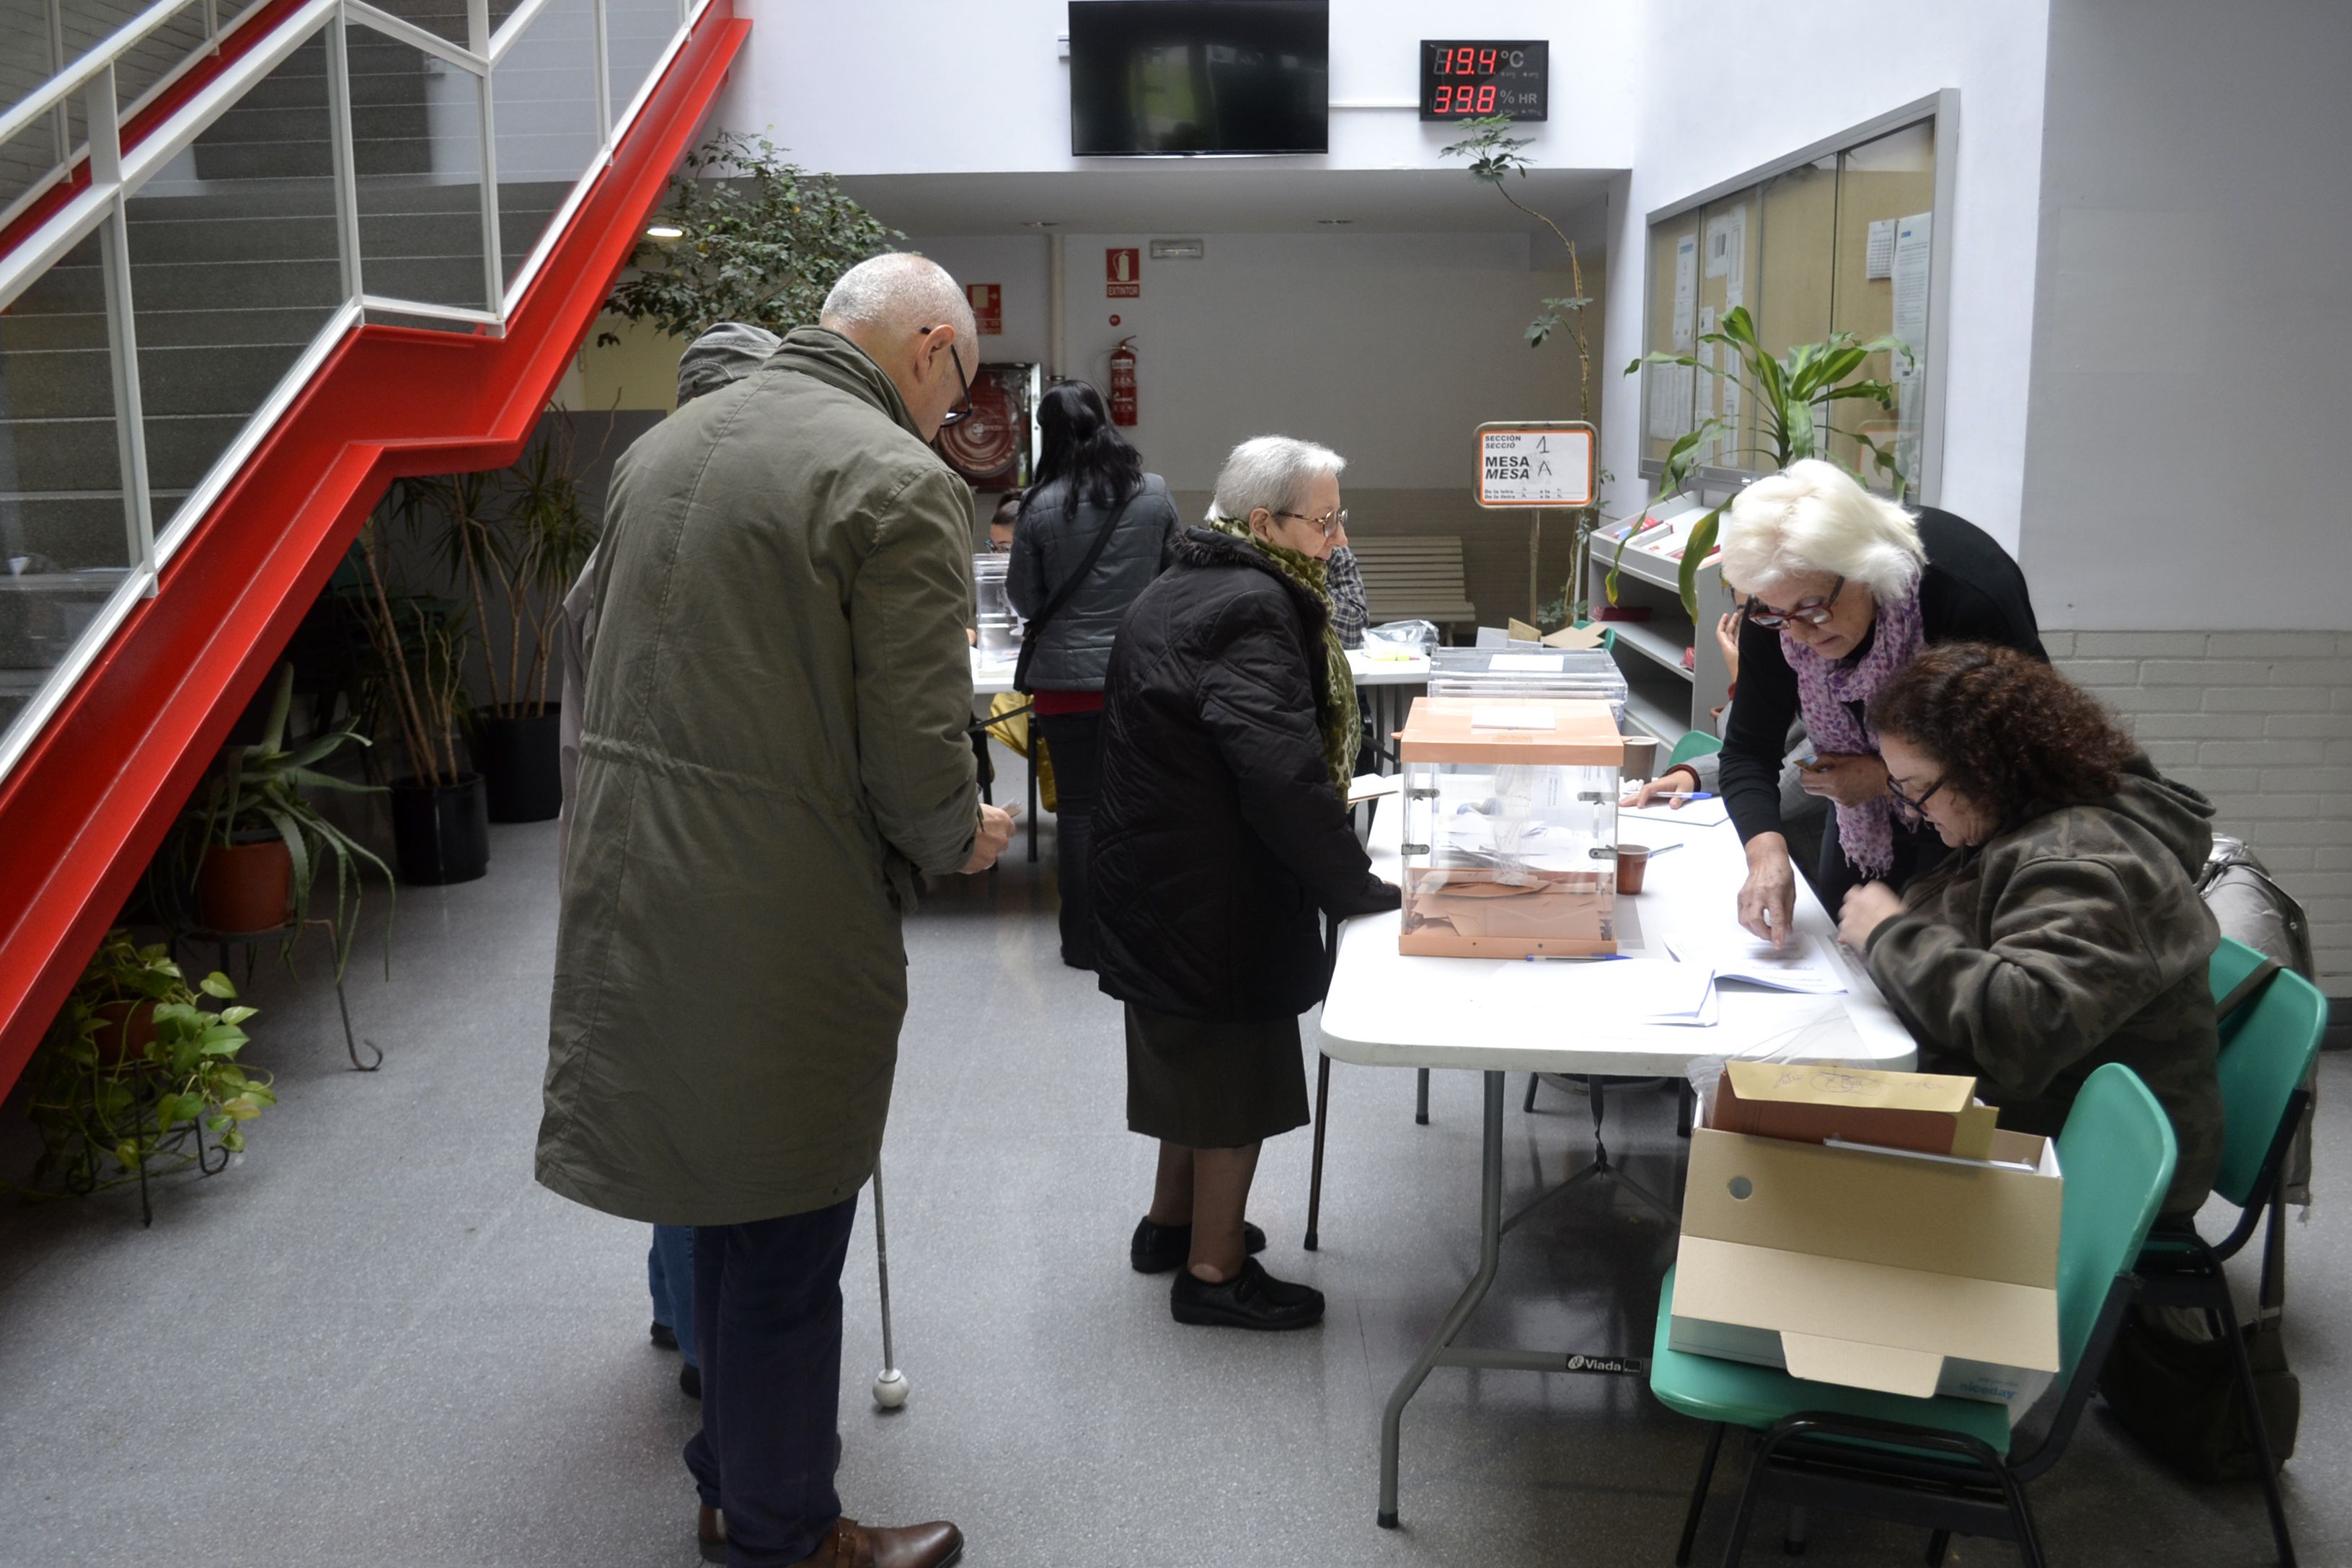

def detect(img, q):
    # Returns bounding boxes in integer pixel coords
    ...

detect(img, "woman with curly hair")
[1837,643,2224,1215]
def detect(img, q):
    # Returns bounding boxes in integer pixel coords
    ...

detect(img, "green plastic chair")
[1666,729,1723,772]
[1650,1062,2179,1568]
[2130,942,2327,1568]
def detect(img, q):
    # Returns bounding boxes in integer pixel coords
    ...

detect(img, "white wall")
[714,0,1640,174]
[2017,0,2352,630]
[1596,0,2053,550]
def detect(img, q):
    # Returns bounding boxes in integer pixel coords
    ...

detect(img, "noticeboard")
[1475,421,1595,508]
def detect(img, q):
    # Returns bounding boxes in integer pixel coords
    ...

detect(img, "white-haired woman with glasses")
[1089,435,1399,1331]
[1707,459,2046,943]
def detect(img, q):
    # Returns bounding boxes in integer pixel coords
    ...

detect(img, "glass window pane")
[363,0,473,48]
[1830,119,1936,494]
[135,27,345,540]
[351,23,490,315]
[491,0,602,290]
[605,0,681,126]
[0,231,136,753]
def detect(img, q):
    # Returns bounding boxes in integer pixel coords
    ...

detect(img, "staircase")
[0,0,746,1093]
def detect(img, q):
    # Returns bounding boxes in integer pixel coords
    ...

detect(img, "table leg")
[1378,1069,1505,1528]
[1306,1053,1332,1252]
[1415,1067,1430,1125]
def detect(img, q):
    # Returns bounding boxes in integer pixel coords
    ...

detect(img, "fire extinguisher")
[1108,337,1138,427]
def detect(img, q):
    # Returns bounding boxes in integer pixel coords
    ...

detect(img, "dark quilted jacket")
[1092,528,1399,1022]
[1865,756,2223,1215]
[1005,473,1182,691]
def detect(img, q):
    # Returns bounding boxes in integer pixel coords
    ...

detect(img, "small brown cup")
[1616,844,1652,894]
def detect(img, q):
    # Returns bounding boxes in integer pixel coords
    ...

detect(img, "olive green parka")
[536,327,979,1225]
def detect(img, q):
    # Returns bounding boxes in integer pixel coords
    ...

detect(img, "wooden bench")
[1348,535,1477,637]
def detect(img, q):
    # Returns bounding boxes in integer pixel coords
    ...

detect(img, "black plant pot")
[474,707,564,823]
[389,774,490,885]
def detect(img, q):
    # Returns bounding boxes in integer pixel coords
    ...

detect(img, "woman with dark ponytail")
[1007,381,1182,969]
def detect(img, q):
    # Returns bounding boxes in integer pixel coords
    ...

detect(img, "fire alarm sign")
[1106,247,1140,297]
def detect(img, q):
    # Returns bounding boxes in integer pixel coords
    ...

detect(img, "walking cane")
[871,1156,908,1409]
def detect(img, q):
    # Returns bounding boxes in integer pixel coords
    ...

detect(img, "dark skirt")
[1124,1004,1310,1148]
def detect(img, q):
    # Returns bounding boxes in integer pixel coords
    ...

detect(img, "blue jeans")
[684,1197,858,1565]
[648,1224,698,1368]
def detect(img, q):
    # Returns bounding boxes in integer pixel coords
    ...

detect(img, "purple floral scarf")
[1782,588,1924,879]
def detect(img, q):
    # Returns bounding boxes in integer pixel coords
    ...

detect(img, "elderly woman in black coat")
[1090,435,1399,1332]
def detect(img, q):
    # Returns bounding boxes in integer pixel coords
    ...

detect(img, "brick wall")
[2051,631,2352,996]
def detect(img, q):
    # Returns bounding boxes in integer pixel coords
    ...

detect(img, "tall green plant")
[1443,113,1609,624]
[1619,306,1912,619]
[602,132,904,342]
[182,664,392,980]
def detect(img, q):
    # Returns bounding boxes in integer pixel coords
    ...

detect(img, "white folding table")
[1319,800,1919,1527]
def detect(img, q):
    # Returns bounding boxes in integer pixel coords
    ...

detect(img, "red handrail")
[0,1,747,1092]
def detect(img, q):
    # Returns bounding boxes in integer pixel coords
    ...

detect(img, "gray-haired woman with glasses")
[1710,459,2046,942]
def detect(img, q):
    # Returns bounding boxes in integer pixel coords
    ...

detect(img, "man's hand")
[1738,832,1798,949]
[1796,751,1890,807]
[1621,765,1702,809]
[958,804,1018,874]
[1838,882,1906,953]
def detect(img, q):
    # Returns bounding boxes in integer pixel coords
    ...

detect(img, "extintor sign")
[1108,337,1138,427]
[1106,247,1140,297]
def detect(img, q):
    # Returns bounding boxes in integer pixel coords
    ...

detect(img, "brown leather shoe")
[697,1505,727,1564]
[788,1515,963,1568]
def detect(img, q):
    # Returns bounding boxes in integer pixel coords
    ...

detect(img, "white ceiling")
[831,167,1619,241]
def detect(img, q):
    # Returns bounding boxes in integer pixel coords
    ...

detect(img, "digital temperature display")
[1419,40,1548,122]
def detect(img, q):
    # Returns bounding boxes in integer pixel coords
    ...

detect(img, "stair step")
[0,409,266,495]
[0,338,328,418]
[0,497,136,574]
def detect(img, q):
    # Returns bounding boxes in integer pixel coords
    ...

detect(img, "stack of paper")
[1482,957,1720,1027]
[1665,930,1848,994]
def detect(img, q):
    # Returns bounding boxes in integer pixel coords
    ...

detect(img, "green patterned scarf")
[1208,516,1358,797]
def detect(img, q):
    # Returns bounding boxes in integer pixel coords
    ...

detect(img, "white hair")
[1718,458,1924,603]
[819,252,976,342]
[1207,435,1347,523]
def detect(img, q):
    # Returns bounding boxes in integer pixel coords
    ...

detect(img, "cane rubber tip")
[872,1370,909,1409]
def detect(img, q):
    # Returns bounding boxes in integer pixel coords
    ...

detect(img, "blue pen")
[1654,791,1715,802]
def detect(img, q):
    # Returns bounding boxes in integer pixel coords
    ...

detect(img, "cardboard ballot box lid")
[1674,1127,2061,1398]
[1396,696,1624,768]
[1716,1061,2000,1161]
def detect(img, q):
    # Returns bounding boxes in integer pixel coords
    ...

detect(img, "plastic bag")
[1364,619,1438,656]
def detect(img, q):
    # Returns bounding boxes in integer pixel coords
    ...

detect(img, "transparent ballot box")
[1396,696,1624,958]
[972,553,1020,655]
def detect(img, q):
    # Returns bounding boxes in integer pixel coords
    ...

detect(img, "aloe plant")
[1619,306,1912,619]
[182,663,392,980]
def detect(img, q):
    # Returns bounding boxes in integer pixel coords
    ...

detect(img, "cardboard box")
[1669,1125,2063,1412]
[1714,1061,2000,1161]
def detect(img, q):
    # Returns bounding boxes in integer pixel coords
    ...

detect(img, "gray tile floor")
[1,790,2345,1567]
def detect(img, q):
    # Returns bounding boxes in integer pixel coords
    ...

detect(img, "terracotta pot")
[197,837,294,933]
[90,1000,158,1067]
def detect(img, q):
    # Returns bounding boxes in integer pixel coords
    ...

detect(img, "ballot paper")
[1621,796,1732,828]
[1482,957,1720,1028]
[1665,930,1847,994]
[1348,773,1402,805]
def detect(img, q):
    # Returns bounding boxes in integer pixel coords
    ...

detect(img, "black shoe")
[1170,1258,1325,1330]
[650,1319,678,1352]
[1129,1215,1267,1274]
[679,1362,702,1399]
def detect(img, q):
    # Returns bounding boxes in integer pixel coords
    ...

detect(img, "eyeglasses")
[1742,575,1845,630]
[1887,772,1946,823]
[921,325,976,427]
[1274,508,1348,539]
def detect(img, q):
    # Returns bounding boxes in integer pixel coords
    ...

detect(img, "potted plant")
[398,409,601,823]
[351,514,490,885]
[20,932,274,1197]
[179,663,392,978]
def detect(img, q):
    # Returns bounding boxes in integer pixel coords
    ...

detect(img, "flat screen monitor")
[1069,1,1329,156]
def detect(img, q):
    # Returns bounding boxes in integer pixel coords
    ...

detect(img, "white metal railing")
[0,0,709,786]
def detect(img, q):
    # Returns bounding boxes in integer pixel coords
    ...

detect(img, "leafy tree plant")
[603,132,904,342]
[1619,307,1911,619]
[1443,114,1607,624]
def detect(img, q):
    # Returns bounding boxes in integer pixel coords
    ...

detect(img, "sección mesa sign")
[1475,421,1596,508]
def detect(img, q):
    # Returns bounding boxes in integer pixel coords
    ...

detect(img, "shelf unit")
[1580,492,1736,745]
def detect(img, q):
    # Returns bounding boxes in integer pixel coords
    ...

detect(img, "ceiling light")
[645,224,684,239]
[1317,218,1353,226]
[1021,219,1061,228]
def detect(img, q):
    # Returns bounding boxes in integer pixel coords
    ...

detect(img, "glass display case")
[972,553,1020,655]
[1396,696,1624,958]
